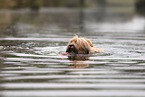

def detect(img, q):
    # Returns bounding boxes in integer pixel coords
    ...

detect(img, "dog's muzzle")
[66,44,75,53]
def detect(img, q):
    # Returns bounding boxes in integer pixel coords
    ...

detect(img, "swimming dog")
[66,35,104,54]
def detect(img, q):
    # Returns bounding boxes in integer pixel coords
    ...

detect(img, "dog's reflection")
[68,55,90,68]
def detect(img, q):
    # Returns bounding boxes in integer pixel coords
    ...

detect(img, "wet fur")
[66,36,104,54]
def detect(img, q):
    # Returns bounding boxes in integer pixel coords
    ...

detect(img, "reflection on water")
[0,5,145,97]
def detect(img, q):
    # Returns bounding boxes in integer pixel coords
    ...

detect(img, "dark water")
[0,6,145,97]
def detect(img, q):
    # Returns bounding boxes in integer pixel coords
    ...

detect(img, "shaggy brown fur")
[66,36,104,54]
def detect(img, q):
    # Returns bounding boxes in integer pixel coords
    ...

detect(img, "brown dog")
[66,35,104,54]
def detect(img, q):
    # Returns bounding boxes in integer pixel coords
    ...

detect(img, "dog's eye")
[70,40,74,43]
[70,40,77,44]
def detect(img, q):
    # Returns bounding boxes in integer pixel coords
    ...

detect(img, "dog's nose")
[69,44,74,48]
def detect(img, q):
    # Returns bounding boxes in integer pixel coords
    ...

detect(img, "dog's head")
[66,36,93,54]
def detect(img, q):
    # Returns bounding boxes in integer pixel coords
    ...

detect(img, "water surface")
[0,7,145,97]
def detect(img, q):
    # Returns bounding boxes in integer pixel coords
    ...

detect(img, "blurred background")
[0,0,145,10]
[0,0,145,36]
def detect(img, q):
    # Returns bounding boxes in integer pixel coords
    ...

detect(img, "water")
[0,6,145,97]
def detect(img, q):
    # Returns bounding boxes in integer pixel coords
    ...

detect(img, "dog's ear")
[77,38,91,54]
[84,38,93,47]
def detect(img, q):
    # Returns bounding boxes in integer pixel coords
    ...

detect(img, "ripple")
[0,37,69,42]
[1,90,145,97]
[4,75,145,81]
[2,83,145,90]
